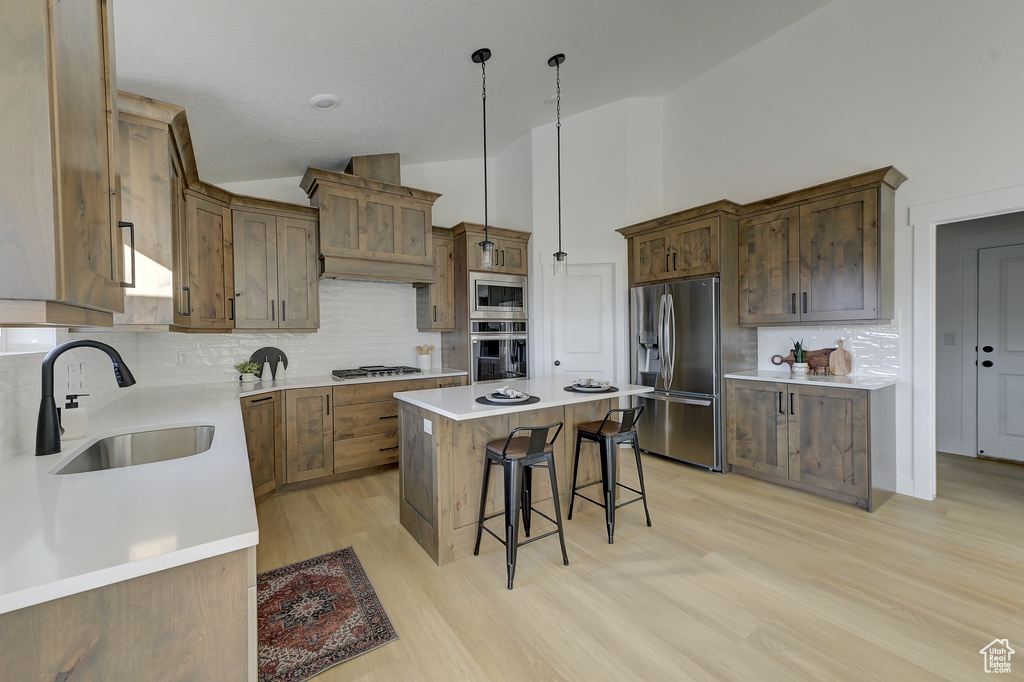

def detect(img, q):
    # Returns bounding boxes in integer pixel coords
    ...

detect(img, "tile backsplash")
[756,321,900,377]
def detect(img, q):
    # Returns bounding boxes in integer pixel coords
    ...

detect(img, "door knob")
[554,360,561,366]
[982,360,994,367]
[983,345,994,353]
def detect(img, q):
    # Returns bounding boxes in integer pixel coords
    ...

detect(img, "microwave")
[469,272,527,319]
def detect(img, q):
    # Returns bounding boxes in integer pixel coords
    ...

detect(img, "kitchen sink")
[53,425,215,475]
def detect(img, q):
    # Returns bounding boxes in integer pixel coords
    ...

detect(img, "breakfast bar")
[395,377,653,565]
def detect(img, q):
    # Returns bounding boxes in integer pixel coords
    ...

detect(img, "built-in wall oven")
[471,321,528,383]
[469,272,527,319]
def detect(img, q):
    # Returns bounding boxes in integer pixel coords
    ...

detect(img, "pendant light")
[472,48,496,270]
[549,53,568,276]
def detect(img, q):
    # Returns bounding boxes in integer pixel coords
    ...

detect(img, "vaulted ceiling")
[113,0,830,184]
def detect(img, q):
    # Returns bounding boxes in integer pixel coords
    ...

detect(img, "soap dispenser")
[61,393,89,440]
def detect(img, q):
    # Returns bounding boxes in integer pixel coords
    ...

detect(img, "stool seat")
[568,406,651,544]
[576,420,634,439]
[486,437,555,460]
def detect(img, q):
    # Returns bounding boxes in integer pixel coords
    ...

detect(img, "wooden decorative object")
[771,347,837,373]
[829,339,853,376]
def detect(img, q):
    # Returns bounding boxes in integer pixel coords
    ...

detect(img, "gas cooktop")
[332,365,422,380]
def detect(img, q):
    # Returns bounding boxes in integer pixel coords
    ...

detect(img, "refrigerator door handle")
[641,393,712,407]
[657,294,667,388]
[665,294,676,389]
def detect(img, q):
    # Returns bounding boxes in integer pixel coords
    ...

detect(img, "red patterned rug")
[257,546,399,681]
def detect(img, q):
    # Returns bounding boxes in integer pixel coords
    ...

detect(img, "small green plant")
[234,361,261,375]
[790,337,806,363]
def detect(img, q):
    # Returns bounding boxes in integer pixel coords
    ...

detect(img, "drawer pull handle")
[251,396,273,404]
[379,415,399,420]
[379,445,400,452]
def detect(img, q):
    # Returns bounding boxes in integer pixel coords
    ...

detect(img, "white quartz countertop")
[395,377,654,420]
[724,369,898,390]
[0,385,259,615]
[238,368,468,397]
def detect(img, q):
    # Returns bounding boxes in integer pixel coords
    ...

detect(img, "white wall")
[660,0,1024,496]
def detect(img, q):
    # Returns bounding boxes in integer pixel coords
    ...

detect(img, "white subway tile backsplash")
[756,322,900,378]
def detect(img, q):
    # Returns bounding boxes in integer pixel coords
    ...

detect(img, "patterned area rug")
[257,546,399,682]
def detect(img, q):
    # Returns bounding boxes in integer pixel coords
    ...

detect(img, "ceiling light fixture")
[471,48,495,270]
[549,53,567,276]
[309,94,340,110]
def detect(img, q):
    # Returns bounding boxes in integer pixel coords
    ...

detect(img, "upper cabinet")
[0,0,125,326]
[738,167,906,325]
[232,202,319,331]
[452,222,530,275]
[300,167,441,284]
[617,201,740,289]
[175,188,234,330]
[416,228,456,332]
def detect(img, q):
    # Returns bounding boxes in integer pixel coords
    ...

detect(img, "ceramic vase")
[417,354,432,371]
[240,373,257,383]
[791,362,810,375]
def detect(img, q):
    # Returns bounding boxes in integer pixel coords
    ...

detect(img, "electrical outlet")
[177,351,191,366]
[423,418,432,435]
[78,362,86,390]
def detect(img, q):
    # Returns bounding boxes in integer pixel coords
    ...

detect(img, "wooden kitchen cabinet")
[457,223,529,275]
[284,387,334,483]
[0,0,126,326]
[738,167,906,325]
[630,217,719,286]
[240,392,283,499]
[173,189,234,330]
[416,228,456,331]
[232,206,319,331]
[300,167,441,284]
[725,379,895,511]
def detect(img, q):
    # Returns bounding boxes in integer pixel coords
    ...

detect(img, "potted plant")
[790,338,809,374]
[234,361,261,383]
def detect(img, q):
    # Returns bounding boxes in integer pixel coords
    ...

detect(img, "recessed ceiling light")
[309,94,340,110]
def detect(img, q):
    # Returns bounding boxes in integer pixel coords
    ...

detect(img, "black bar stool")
[568,406,651,544]
[473,422,568,589]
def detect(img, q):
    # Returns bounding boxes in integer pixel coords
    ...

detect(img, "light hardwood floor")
[256,452,1024,681]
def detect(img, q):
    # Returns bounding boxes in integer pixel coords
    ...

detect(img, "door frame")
[910,182,1024,499]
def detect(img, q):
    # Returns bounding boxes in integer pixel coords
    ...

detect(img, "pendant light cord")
[481,57,489,242]
[556,59,562,255]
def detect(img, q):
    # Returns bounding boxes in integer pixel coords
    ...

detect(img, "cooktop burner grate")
[332,365,422,379]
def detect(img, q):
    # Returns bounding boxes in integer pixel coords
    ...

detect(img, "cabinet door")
[497,238,527,275]
[667,217,718,279]
[318,186,362,256]
[417,237,455,331]
[738,207,800,324]
[788,385,868,498]
[285,388,334,483]
[725,380,789,477]
[799,189,878,322]
[396,201,432,264]
[632,228,673,285]
[183,194,233,329]
[232,210,278,329]
[277,216,319,329]
[241,393,282,498]
[52,0,124,314]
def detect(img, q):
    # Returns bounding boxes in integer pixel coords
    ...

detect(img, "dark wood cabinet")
[725,379,895,511]
[0,0,125,326]
[630,216,720,286]
[174,190,234,330]
[232,208,318,330]
[240,392,282,499]
[416,229,456,331]
[738,168,906,325]
[284,387,334,483]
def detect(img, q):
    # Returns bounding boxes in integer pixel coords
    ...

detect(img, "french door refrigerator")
[630,277,723,470]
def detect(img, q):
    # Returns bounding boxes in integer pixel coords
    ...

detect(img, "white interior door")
[977,243,1024,461]
[550,263,617,384]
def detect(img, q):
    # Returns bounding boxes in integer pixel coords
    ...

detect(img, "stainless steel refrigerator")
[630,277,731,470]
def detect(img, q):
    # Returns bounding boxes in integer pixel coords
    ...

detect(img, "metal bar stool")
[568,406,651,544]
[473,422,568,589]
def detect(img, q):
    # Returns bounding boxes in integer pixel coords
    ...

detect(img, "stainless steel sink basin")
[54,425,215,475]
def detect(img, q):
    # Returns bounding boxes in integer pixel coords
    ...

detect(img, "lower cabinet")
[284,387,334,483]
[725,379,896,511]
[240,392,282,499]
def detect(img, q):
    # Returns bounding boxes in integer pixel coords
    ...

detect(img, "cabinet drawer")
[334,400,398,438]
[334,431,399,474]
[333,378,439,405]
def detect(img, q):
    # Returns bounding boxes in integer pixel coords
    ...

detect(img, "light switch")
[423,418,432,435]
[944,333,956,346]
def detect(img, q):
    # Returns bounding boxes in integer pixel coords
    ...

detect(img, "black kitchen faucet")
[36,340,137,455]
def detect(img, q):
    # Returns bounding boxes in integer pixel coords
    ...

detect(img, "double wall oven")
[471,321,528,383]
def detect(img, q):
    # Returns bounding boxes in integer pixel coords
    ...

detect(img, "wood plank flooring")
[255,452,1024,681]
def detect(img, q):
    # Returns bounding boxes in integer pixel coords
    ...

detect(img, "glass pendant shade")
[479,239,496,270]
[553,251,568,276]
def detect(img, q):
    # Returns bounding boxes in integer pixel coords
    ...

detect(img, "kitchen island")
[395,377,653,565]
